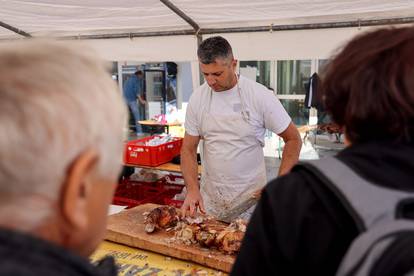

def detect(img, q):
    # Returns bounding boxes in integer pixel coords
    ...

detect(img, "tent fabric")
[79,35,198,61]
[1,0,414,40]
[1,1,414,61]
[0,0,189,38]
[203,26,369,61]
[73,26,361,61]
[176,0,414,29]
[0,26,17,38]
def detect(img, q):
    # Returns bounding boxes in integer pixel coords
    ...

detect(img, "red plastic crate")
[113,175,186,208]
[162,182,184,195]
[112,180,164,208]
[155,182,184,207]
[118,178,165,189]
[124,136,183,167]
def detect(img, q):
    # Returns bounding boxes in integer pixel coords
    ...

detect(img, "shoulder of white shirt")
[239,75,274,96]
[192,76,273,99]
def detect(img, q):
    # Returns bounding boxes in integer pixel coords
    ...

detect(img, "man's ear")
[60,149,99,232]
[232,59,238,70]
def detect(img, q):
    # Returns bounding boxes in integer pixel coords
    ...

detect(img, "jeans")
[127,100,143,134]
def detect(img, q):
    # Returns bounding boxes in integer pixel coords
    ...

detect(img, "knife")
[216,194,258,223]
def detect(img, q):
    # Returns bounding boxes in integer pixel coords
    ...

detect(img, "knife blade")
[216,195,258,223]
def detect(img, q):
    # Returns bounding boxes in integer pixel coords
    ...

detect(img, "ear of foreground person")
[231,26,414,276]
[0,40,127,275]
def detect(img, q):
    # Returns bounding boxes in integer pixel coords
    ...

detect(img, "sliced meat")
[144,206,179,233]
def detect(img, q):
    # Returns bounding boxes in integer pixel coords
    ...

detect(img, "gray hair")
[197,36,234,64]
[0,40,127,229]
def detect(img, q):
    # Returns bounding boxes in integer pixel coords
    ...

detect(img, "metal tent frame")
[1,1,413,44]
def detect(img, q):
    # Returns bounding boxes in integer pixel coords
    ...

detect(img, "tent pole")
[196,32,202,48]
[61,30,195,40]
[0,21,31,37]
[159,0,200,33]
[200,17,414,34]
[159,0,202,48]
[58,17,414,40]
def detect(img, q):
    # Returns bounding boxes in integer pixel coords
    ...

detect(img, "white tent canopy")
[1,0,414,61]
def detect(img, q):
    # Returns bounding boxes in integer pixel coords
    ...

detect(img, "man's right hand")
[180,188,205,217]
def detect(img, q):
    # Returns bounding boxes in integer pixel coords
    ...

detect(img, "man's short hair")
[322,26,414,144]
[197,36,234,64]
[135,70,143,76]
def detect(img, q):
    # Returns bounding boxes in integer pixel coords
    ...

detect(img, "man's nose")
[206,76,216,86]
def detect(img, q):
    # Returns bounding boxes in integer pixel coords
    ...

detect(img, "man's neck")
[227,73,238,90]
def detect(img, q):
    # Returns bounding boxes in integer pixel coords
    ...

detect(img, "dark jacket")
[0,227,117,276]
[231,141,414,276]
[304,72,323,111]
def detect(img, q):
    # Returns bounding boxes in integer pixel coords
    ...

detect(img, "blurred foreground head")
[323,26,414,144]
[0,40,127,256]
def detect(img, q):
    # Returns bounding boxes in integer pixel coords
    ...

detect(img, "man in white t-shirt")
[181,36,302,219]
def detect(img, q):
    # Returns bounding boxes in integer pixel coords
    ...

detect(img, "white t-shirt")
[185,75,291,146]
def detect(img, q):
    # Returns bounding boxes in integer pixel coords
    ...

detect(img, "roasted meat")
[144,206,179,233]
[195,229,217,247]
[175,217,245,253]
[228,218,247,232]
[175,222,201,245]
[143,205,246,255]
[213,219,246,254]
[215,230,244,254]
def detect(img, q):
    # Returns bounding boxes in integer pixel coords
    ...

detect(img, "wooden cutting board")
[105,203,236,273]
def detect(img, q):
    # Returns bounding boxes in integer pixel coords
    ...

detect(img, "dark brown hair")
[322,26,414,144]
[197,36,233,64]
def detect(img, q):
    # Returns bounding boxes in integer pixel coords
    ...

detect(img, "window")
[239,61,271,88]
[276,60,311,125]
[277,60,311,95]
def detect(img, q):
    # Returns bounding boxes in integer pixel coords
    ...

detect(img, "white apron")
[199,84,266,220]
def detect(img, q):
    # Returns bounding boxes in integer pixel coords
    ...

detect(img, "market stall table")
[124,161,202,174]
[104,204,236,273]
[91,241,224,276]
[138,120,181,135]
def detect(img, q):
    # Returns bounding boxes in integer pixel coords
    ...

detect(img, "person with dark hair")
[181,36,302,219]
[123,70,146,135]
[231,26,414,275]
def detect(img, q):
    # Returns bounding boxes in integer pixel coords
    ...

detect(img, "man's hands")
[180,133,203,217]
[180,188,205,217]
